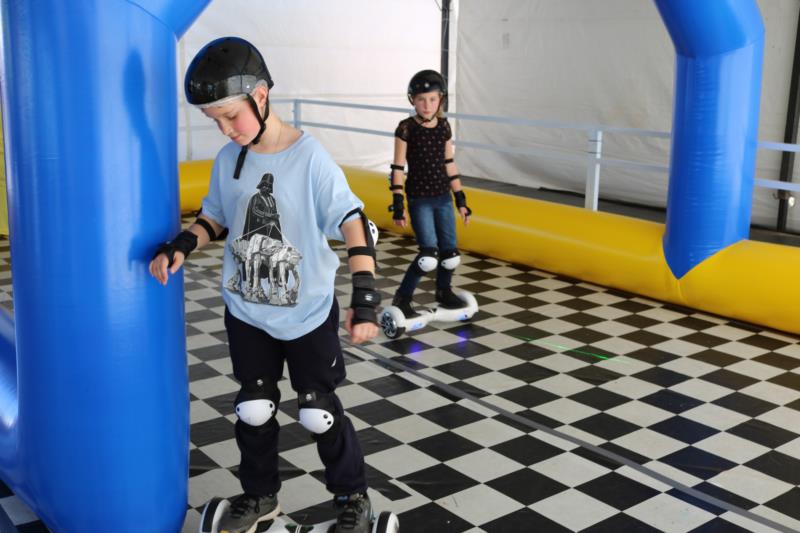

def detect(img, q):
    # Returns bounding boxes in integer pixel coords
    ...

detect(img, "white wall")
[179,0,444,170]
[455,0,800,230]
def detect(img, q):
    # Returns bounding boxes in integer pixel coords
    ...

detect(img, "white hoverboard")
[199,497,400,533]
[380,290,478,339]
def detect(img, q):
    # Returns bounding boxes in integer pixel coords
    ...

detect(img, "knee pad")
[235,379,278,427]
[440,249,461,270]
[412,247,439,275]
[298,391,341,436]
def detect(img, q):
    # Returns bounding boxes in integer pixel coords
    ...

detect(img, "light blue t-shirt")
[201,132,362,340]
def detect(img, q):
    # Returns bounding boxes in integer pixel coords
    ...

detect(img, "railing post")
[293,99,302,129]
[585,129,603,210]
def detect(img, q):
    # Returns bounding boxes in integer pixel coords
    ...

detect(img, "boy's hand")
[345,308,378,344]
[149,252,185,286]
[149,230,198,285]
[393,214,408,228]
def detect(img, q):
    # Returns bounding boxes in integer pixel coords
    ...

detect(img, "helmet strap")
[246,93,270,145]
[233,145,248,180]
[232,93,270,180]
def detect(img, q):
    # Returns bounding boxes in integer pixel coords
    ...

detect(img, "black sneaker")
[218,493,280,533]
[392,293,419,318]
[435,287,465,309]
[334,492,372,532]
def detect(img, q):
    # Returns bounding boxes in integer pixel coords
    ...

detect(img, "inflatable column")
[0,0,209,530]
[655,0,765,278]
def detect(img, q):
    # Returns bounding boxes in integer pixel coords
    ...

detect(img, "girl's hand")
[459,207,470,225]
[393,215,408,228]
[345,308,379,344]
[148,252,185,286]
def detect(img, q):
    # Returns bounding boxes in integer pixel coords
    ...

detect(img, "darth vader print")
[226,173,302,305]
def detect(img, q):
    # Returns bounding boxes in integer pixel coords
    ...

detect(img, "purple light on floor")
[407,340,428,354]
[448,324,481,341]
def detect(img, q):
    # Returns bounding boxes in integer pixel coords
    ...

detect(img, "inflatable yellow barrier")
[179,161,800,335]
[179,159,215,214]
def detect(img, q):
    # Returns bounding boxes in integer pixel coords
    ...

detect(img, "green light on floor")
[514,335,623,363]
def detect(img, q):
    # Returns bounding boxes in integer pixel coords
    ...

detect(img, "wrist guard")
[350,271,381,326]
[389,193,405,220]
[453,190,472,216]
[153,230,198,267]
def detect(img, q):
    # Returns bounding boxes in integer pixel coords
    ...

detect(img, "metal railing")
[183,98,800,212]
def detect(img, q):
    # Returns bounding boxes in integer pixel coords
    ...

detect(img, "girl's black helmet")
[407,70,447,100]
[185,37,274,107]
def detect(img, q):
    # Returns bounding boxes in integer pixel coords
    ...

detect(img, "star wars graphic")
[226,173,302,306]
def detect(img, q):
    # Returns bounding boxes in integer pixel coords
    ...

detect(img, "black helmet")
[187,37,274,177]
[407,70,447,101]
[185,37,274,107]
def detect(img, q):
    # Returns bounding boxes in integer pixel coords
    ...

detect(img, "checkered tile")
[1,227,799,532]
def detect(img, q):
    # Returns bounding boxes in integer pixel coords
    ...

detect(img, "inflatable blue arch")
[657,0,764,279]
[0,0,788,531]
[1,1,209,531]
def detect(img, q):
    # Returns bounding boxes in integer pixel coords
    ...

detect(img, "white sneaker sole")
[221,504,281,533]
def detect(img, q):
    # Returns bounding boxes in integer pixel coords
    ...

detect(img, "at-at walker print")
[226,173,302,306]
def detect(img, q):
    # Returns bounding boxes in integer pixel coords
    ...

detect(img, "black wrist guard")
[389,193,405,220]
[152,230,198,267]
[453,190,472,216]
[350,271,381,325]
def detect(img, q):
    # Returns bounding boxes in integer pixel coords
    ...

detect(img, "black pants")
[224,300,367,496]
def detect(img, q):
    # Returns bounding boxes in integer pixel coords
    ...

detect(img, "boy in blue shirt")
[149,37,380,533]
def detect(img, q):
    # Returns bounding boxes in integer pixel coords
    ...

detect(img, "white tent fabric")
[179,0,800,233]
[179,0,444,172]
[455,0,800,231]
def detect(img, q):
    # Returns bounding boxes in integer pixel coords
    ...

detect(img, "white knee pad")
[235,380,277,427]
[236,399,276,426]
[414,247,439,273]
[440,249,461,270]
[299,407,335,434]
[298,391,338,435]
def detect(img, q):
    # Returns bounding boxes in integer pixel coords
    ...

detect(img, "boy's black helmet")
[185,37,274,106]
[407,70,447,99]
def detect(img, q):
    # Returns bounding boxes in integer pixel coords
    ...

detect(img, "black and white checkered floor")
[2,230,800,532]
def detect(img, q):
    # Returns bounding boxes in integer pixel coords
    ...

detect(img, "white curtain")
[178,0,800,232]
[455,0,800,231]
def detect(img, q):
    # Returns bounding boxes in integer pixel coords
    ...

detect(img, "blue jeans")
[398,193,458,296]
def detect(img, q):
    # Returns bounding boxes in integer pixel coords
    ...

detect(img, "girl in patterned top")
[388,70,473,317]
